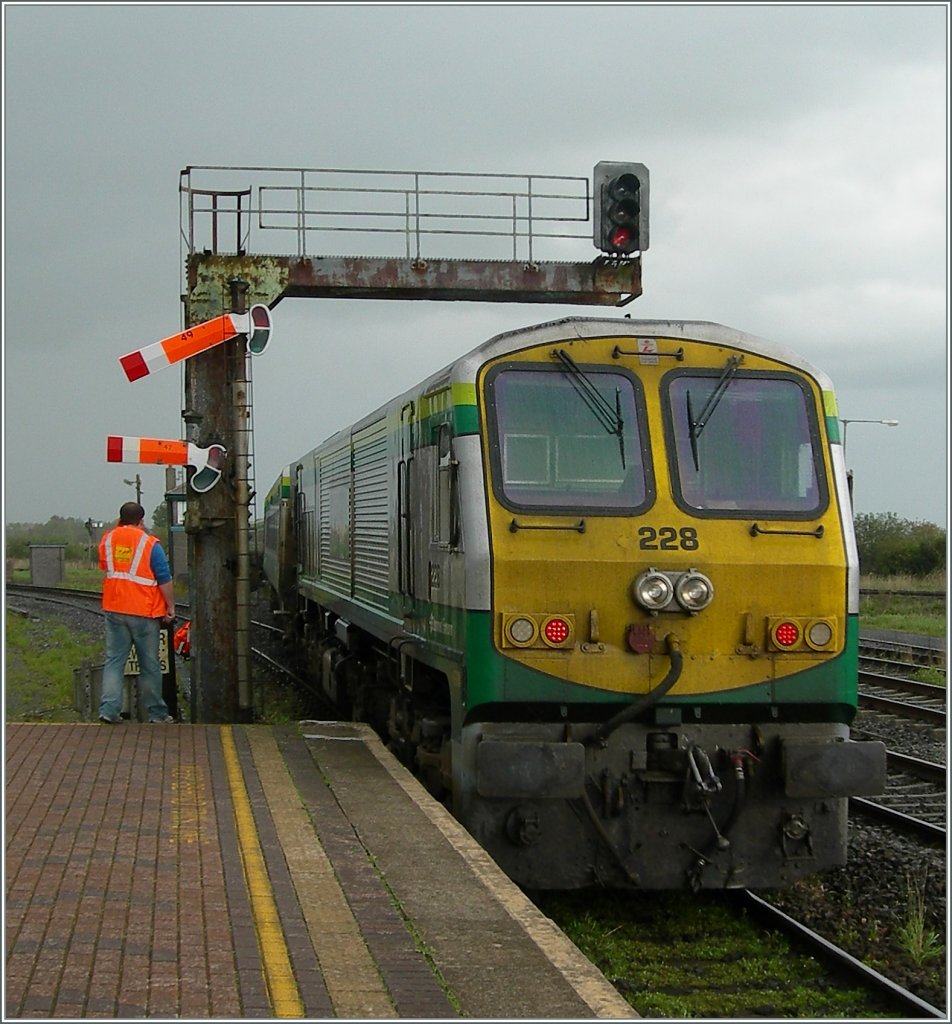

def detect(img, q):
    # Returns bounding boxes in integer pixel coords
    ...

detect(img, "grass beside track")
[536,890,893,1018]
[860,572,947,638]
[5,614,100,722]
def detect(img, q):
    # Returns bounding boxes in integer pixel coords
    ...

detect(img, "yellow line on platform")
[220,725,304,1018]
[245,726,396,1018]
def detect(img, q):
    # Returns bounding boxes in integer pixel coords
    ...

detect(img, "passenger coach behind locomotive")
[262,317,885,891]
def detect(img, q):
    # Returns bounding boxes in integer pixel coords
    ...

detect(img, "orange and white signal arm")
[119,305,272,381]
[107,436,190,465]
[106,436,228,494]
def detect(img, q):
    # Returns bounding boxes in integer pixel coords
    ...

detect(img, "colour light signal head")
[593,161,650,255]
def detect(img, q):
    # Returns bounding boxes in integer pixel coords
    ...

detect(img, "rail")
[179,165,593,265]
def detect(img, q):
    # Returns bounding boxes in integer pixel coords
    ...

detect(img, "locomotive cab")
[456,321,886,890]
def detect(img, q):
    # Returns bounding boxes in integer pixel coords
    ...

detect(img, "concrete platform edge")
[301,720,639,1020]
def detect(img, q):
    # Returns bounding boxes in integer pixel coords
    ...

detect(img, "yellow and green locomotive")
[262,316,885,890]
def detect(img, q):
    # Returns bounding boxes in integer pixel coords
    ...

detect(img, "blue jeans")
[100,612,169,722]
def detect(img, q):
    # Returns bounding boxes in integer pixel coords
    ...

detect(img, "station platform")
[5,720,636,1019]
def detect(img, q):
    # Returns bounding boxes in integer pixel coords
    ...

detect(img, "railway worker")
[97,501,176,724]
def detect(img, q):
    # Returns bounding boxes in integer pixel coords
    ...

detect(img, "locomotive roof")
[316,316,836,448]
[437,316,835,393]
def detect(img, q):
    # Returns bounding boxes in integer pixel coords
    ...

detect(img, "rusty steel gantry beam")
[185,253,641,314]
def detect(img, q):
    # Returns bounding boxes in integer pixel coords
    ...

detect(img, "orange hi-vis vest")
[100,524,166,618]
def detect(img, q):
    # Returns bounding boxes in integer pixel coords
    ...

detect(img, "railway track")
[249,620,338,720]
[860,649,946,677]
[6,583,190,620]
[859,633,946,672]
[539,882,945,1018]
[736,891,944,1018]
[858,671,946,723]
[6,583,106,614]
[849,751,946,843]
[853,655,946,846]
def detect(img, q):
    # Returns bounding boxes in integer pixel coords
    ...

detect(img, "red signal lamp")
[773,621,801,648]
[542,617,572,646]
[501,613,575,648]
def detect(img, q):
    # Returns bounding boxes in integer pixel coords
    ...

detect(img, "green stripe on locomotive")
[460,611,859,723]
[415,382,479,441]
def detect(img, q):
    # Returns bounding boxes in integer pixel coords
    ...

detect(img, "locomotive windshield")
[664,370,828,517]
[485,363,652,514]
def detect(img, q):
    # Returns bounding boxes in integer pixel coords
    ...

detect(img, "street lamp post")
[840,418,899,503]
[840,418,899,459]
[123,473,143,505]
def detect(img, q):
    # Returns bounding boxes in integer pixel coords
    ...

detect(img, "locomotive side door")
[397,400,418,614]
[427,420,461,606]
[293,460,315,580]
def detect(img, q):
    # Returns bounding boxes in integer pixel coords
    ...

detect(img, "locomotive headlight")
[633,570,674,612]
[506,616,537,646]
[674,571,714,613]
[806,619,835,651]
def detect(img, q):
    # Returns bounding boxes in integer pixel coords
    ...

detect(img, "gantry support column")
[182,264,286,722]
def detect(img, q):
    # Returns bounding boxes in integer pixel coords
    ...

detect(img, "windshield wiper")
[686,355,742,470]
[554,348,626,468]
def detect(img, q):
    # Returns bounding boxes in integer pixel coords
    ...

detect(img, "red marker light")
[593,162,649,255]
[543,617,571,645]
[774,622,800,648]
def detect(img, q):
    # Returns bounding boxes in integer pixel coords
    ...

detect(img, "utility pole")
[123,474,142,505]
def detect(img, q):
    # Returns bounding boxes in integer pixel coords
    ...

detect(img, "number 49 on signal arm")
[119,305,272,382]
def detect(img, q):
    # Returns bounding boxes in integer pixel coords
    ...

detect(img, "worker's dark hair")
[118,502,145,525]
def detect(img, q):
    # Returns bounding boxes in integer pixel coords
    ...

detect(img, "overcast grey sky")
[3,3,948,529]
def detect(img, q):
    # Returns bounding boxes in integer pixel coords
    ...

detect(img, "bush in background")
[5,505,169,562]
[854,513,947,579]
